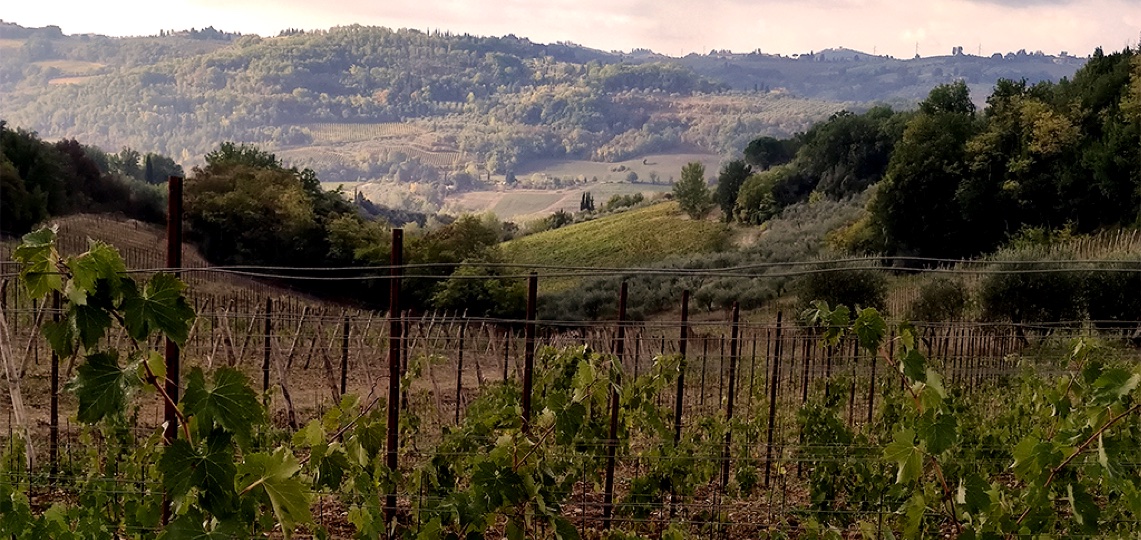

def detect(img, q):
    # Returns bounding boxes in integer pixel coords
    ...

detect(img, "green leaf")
[901,492,926,538]
[901,349,927,383]
[159,510,247,539]
[552,516,580,540]
[13,228,62,299]
[884,428,923,484]
[1012,437,1063,482]
[66,242,125,300]
[120,273,196,345]
[506,519,524,540]
[416,517,443,540]
[1067,482,1099,532]
[41,319,76,358]
[183,367,264,450]
[957,473,991,515]
[72,303,112,351]
[237,448,312,538]
[917,412,957,455]
[1091,367,1140,404]
[853,308,886,352]
[159,432,238,517]
[70,351,131,424]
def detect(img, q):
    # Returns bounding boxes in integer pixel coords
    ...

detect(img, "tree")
[715,159,752,222]
[871,83,979,258]
[743,136,798,170]
[673,162,712,219]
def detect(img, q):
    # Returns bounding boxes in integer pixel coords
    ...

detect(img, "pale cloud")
[1,0,1137,58]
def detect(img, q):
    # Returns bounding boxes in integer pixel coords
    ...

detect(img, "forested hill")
[0,21,1084,184]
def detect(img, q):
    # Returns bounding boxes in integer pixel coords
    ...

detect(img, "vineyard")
[2,219,1141,539]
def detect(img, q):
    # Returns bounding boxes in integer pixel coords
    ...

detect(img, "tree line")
[718,47,1139,259]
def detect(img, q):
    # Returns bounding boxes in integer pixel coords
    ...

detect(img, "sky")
[2,0,1138,59]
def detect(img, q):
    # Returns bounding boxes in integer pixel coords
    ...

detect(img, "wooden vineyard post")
[867,335,878,425]
[262,297,272,401]
[340,313,350,395]
[764,311,783,488]
[720,302,740,491]
[163,176,183,445]
[670,290,690,517]
[161,175,183,525]
[385,229,403,529]
[455,313,467,424]
[50,291,60,477]
[602,281,627,529]
[521,273,537,434]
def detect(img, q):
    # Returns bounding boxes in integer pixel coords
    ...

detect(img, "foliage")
[794,265,887,312]
[714,159,752,222]
[804,303,1141,537]
[6,228,312,538]
[673,162,713,220]
[907,277,969,322]
[0,123,168,234]
[870,50,1140,258]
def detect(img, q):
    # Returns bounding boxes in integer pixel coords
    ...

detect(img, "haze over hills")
[0,20,1088,215]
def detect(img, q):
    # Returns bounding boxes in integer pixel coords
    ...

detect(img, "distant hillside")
[501,201,732,291]
[0,21,1085,213]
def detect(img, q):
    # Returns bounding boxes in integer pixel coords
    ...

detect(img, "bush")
[907,278,968,322]
[1084,261,1141,331]
[794,266,887,312]
[979,263,1084,323]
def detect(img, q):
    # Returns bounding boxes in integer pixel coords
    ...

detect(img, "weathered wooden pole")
[720,302,740,491]
[521,272,538,434]
[764,311,783,488]
[602,281,627,529]
[163,176,183,444]
[385,229,403,527]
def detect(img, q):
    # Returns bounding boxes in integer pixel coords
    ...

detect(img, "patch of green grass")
[501,201,731,291]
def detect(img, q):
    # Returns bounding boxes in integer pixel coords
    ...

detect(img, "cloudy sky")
[3,0,1138,59]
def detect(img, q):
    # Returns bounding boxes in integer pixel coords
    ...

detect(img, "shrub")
[1084,261,1141,331]
[979,263,1084,323]
[907,277,968,322]
[794,266,887,312]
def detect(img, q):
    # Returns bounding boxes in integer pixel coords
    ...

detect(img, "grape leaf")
[901,349,927,383]
[73,303,113,351]
[65,242,125,305]
[120,273,195,345]
[1068,482,1100,532]
[1091,367,1140,405]
[159,510,246,539]
[853,308,886,352]
[41,318,76,359]
[70,351,130,424]
[159,433,237,517]
[183,367,264,450]
[918,411,957,455]
[957,472,991,514]
[883,428,923,484]
[13,228,62,299]
[236,449,312,539]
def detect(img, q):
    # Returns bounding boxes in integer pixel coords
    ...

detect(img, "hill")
[0,21,1085,218]
[501,201,731,291]
[0,214,332,306]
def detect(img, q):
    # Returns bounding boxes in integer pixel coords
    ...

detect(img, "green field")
[513,153,722,183]
[442,182,673,221]
[502,201,731,291]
